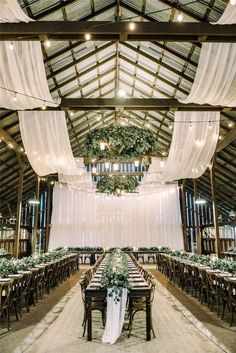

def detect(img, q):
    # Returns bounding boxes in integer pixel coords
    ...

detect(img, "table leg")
[146,295,151,341]
[87,297,92,341]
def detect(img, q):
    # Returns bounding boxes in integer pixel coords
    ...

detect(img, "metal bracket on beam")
[198,35,208,42]
[119,33,128,41]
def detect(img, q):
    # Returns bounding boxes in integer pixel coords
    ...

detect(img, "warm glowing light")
[230,0,236,5]
[45,40,51,47]
[42,101,46,110]
[177,12,183,22]
[105,162,110,169]
[129,21,135,30]
[118,89,126,98]
[85,33,91,41]
[134,160,139,167]
[99,141,106,150]
[92,166,97,173]
[13,93,17,102]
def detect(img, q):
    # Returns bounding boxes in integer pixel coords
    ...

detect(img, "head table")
[85,254,152,341]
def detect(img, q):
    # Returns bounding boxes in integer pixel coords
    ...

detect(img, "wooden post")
[13,153,24,258]
[193,179,202,255]
[179,180,188,251]
[209,154,221,258]
[44,180,51,252]
[32,175,40,256]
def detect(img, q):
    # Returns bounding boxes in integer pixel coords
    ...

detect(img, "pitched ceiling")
[0,0,235,219]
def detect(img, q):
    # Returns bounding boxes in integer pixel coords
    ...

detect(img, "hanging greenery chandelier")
[97,175,138,196]
[81,125,158,161]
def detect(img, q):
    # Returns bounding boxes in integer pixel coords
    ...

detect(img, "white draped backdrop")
[49,183,184,250]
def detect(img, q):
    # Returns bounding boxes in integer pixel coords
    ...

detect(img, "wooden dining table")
[85,255,152,341]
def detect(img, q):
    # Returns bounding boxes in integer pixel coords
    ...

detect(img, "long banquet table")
[85,254,152,341]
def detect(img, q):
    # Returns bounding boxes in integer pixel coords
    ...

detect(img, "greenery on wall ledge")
[80,125,158,160]
[97,175,139,195]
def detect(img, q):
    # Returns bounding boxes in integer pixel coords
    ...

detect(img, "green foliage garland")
[81,125,157,160]
[97,175,138,194]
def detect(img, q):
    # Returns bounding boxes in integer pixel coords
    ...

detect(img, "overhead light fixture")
[85,33,91,41]
[118,89,126,98]
[129,21,135,30]
[195,195,206,204]
[177,12,183,22]
[99,141,106,151]
[45,40,51,47]
[28,192,40,205]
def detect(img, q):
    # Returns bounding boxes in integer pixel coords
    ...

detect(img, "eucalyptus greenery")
[97,175,138,195]
[0,248,7,255]
[101,249,132,303]
[0,259,18,278]
[81,125,158,160]
[67,246,104,252]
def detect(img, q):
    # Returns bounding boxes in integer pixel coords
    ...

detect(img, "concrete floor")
[1,266,235,353]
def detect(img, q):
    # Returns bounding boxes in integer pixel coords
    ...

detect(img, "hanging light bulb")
[45,39,51,47]
[208,122,212,130]
[85,33,91,41]
[118,89,126,98]
[169,124,173,130]
[177,12,183,22]
[42,101,46,110]
[134,160,139,167]
[13,92,17,102]
[105,162,110,169]
[9,42,14,50]
[129,21,135,30]
[189,122,192,129]
[96,115,101,121]
[99,141,106,150]
[69,111,74,116]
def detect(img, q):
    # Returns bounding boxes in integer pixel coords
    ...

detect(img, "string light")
[129,21,135,30]
[42,101,46,110]
[228,121,234,127]
[118,88,126,98]
[13,92,17,102]
[169,124,173,130]
[208,122,212,130]
[134,160,139,167]
[96,115,101,121]
[189,122,192,129]
[20,147,24,152]
[9,42,14,50]
[177,12,183,22]
[218,135,222,140]
[69,111,74,116]
[45,40,51,47]
[8,143,14,149]
[85,33,91,41]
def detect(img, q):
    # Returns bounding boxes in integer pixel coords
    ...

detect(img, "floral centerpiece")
[101,249,132,303]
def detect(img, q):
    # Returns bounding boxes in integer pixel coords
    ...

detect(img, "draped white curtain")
[181,2,236,106]
[49,183,183,250]
[0,0,32,22]
[0,41,59,109]
[102,288,128,344]
[0,1,58,109]
[19,111,80,176]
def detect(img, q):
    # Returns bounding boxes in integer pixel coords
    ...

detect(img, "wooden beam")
[2,98,235,111]
[209,155,221,258]
[216,126,236,152]
[1,22,236,42]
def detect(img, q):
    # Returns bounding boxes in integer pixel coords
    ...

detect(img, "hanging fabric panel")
[0,0,32,22]
[18,111,80,176]
[180,3,236,106]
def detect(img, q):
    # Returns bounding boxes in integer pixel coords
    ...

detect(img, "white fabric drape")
[181,2,236,106]
[0,41,59,109]
[0,0,32,22]
[19,111,80,176]
[102,288,128,344]
[162,112,220,181]
[49,183,183,250]
[140,112,219,184]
